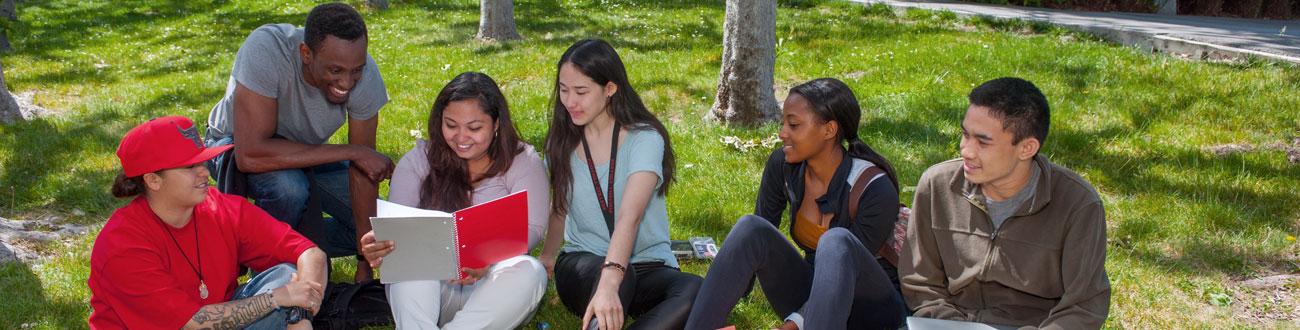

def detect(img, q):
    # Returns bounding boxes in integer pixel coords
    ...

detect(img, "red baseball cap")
[116,116,232,177]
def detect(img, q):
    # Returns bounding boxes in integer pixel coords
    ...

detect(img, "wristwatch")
[285,306,313,324]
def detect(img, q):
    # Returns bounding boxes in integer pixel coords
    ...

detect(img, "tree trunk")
[709,0,779,126]
[0,60,21,123]
[364,0,388,11]
[476,0,522,42]
[0,0,16,51]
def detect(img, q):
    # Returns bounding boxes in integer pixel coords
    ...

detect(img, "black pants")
[555,251,703,330]
[685,215,906,330]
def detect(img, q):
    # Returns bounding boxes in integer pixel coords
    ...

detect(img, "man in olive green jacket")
[901,77,1110,329]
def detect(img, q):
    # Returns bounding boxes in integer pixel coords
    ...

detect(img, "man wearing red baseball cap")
[204,2,392,281]
[88,116,328,329]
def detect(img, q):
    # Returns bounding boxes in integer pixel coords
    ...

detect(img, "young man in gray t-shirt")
[205,2,392,281]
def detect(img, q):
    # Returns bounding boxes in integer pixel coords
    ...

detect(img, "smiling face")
[959,104,1038,189]
[441,99,497,165]
[300,35,368,104]
[778,93,837,164]
[557,62,616,127]
[144,163,210,207]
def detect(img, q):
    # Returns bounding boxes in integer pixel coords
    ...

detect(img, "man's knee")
[251,171,310,203]
[256,263,298,284]
[242,263,298,297]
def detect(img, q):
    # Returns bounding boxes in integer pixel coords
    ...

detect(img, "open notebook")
[370,190,528,283]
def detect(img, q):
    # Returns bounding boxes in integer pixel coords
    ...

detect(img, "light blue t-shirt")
[559,126,676,268]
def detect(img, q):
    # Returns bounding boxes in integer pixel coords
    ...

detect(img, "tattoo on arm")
[188,292,277,330]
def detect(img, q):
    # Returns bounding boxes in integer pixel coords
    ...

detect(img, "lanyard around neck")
[580,122,620,234]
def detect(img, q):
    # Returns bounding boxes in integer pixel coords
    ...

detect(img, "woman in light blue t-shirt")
[537,38,702,330]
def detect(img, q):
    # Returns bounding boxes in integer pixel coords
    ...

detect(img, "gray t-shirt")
[558,127,676,268]
[206,23,388,145]
[985,162,1040,231]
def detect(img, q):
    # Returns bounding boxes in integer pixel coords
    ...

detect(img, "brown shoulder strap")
[847,166,886,220]
[848,165,898,265]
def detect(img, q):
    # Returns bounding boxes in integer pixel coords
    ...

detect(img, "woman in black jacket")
[685,78,907,330]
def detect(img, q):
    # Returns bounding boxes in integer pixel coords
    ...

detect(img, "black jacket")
[753,148,899,266]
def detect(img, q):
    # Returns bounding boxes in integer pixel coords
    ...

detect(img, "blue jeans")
[207,136,358,258]
[233,263,297,330]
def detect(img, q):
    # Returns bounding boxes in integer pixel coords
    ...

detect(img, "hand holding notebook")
[369,190,529,283]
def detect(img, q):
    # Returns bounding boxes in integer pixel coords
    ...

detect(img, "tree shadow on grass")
[0,111,127,218]
[0,262,89,329]
[412,0,725,55]
[11,0,300,86]
[1050,123,1300,278]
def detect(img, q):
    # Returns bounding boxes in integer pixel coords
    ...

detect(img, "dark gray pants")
[685,215,906,330]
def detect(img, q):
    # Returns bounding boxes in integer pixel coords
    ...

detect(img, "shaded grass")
[1,0,1299,329]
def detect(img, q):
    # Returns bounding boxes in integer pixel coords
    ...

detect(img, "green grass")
[2,0,1299,328]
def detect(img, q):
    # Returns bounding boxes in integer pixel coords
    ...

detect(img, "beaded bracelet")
[601,261,626,275]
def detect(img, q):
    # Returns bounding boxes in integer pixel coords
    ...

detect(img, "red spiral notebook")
[370,190,528,282]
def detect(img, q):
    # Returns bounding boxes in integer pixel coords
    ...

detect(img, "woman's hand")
[359,230,395,268]
[272,273,324,312]
[449,266,491,285]
[582,268,625,330]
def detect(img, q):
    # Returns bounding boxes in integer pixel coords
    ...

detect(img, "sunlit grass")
[1,0,1298,329]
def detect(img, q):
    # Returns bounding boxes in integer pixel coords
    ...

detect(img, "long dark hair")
[544,38,676,218]
[790,78,900,193]
[419,72,523,211]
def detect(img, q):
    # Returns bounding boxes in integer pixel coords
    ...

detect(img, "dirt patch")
[1231,273,1300,325]
[1204,137,1300,164]
[0,216,88,264]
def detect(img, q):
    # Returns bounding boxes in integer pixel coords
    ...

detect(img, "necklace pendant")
[199,281,209,299]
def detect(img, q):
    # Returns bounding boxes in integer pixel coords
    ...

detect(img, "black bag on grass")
[311,279,393,330]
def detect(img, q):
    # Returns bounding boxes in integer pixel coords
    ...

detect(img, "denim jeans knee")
[232,263,297,330]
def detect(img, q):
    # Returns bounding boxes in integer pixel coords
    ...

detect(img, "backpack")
[847,165,909,267]
[311,280,394,330]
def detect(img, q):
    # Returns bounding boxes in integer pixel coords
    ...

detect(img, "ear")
[1017,137,1040,161]
[298,43,313,65]
[493,120,500,137]
[823,120,839,141]
[604,81,618,99]
[142,172,165,192]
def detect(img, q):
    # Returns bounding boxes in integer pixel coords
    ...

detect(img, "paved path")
[850,0,1300,64]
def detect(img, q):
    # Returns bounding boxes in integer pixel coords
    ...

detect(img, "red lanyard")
[580,123,620,234]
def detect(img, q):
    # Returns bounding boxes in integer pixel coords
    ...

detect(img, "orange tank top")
[792,212,829,249]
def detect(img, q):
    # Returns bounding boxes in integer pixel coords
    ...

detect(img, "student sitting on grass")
[358,72,549,329]
[89,116,328,330]
[685,78,908,330]
[537,38,702,330]
[901,77,1110,329]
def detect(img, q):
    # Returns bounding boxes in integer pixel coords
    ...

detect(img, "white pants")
[386,255,547,330]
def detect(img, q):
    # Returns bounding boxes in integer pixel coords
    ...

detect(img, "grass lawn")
[2,0,1299,328]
